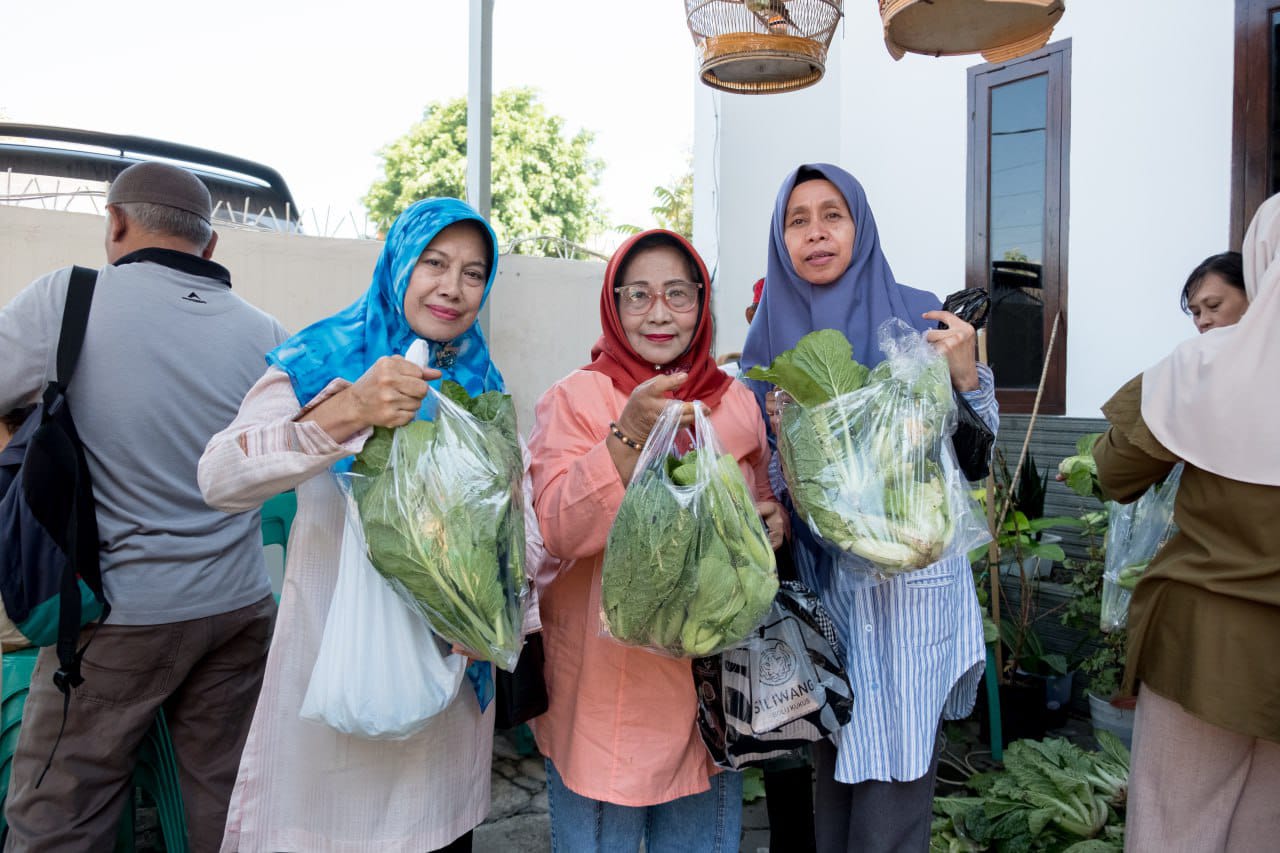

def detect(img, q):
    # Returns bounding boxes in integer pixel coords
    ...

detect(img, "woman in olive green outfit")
[1094,196,1280,852]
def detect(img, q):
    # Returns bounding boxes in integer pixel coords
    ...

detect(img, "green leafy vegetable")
[752,327,970,575]
[350,381,527,670]
[932,734,1130,852]
[1058,433,1105,502]
[602,447,778,656]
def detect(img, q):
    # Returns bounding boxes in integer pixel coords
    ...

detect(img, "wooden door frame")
[966,40,1071,415]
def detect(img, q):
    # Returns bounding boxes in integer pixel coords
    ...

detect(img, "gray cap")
[106,162,213,223]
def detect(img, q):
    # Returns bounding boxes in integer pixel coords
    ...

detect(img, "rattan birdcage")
[880,0,1065,62]
[685,1,844,94]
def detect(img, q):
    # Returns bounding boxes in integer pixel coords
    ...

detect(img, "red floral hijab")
[583,229,732,408]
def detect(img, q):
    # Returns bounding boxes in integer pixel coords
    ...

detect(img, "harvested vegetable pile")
[602,424,778,657]
[747,321,986,576]
[350,380,527,671]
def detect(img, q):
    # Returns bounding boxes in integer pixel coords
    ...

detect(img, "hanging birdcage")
[880,0,1065,62]
[685,1,844,94]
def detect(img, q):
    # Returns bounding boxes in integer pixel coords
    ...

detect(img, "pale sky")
[0,1,696,242]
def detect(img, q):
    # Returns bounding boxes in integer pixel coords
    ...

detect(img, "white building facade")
[694,1,1236,419]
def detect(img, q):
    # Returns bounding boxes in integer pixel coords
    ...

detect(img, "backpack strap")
[33,265,106,789]
[46,265,98,399]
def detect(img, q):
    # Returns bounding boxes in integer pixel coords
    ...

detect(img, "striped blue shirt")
[782,363,999,784]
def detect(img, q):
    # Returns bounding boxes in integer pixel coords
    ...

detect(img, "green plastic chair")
[261,491,297,603]
[260,491,297,558]
[1,647,40,834]
[1,648,188,852]
[116,710,188,852]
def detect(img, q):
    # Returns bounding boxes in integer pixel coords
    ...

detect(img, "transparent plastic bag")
[600,401,779,657]
[347,340,528,671]
[1100,464,1182,632]
[777,319,990,581]
[691,581,854,770]
[300,490,466,739]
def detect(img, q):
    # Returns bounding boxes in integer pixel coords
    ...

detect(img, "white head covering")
[1140,194,1280,486]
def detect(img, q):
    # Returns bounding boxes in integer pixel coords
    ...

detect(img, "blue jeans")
[546,760,742,853]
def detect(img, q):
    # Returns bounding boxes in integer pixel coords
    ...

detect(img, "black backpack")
[0,266,110,779]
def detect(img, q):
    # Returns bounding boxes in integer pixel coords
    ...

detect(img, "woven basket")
[880,0,1065,62]
[686,1,843,94]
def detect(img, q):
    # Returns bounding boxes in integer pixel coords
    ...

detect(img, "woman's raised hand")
[616,372,694,445]
[348,356,443,429]
[922,310,980,393]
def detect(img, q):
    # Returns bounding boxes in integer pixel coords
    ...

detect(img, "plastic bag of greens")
[748,320,989,581]
[1100,464,1182,632]
[300,489,466,739]
[600,401,778,657]
[348,341,528,672]
[692,581,854,769]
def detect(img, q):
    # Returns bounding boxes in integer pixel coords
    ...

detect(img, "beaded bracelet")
[609,421,644,452]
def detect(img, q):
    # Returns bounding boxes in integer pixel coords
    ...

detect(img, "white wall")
[694,40,845,358]
[0,205,604,435]
[696,0,1234,417]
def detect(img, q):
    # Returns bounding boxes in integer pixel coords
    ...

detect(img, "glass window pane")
[988,73,1048,391]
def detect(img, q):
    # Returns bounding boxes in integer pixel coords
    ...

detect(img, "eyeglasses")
[613,281,703,315]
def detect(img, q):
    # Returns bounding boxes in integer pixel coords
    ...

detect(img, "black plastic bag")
[692,581,853,769]
[493,632,549,730]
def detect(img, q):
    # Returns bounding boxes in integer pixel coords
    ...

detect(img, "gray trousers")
[811,728,943,853]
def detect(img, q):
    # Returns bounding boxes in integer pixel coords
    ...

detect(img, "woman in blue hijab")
[198,198,503,853]
[741,165,998,853]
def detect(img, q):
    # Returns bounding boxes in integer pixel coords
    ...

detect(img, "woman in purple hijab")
[741,165,999,853]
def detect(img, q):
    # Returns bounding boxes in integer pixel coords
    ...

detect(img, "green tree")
[619,165,694,240]
[651,169,693,239]
[365,87,606,255]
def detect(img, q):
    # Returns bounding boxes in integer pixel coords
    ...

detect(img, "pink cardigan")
[527,370,774,807]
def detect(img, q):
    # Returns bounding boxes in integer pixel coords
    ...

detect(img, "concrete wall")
[0,205,604,434]
[696,0,1234,417]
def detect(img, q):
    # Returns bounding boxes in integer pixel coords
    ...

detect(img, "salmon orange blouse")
[527,370,775,806]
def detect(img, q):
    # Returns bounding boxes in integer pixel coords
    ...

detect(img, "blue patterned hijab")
[267,197,503,710]
[267,197,505,406]
[741,164,940,378]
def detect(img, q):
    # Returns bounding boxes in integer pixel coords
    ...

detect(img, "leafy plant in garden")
[930,732,1130,852]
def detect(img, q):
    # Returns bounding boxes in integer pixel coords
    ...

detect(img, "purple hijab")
[741,164,940,382]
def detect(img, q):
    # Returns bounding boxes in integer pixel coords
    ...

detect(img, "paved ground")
[135,714,1099,851]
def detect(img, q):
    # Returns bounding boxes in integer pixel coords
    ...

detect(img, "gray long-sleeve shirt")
[0,249,288,624]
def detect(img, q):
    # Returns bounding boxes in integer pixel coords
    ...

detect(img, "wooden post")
[989,312,1061,681]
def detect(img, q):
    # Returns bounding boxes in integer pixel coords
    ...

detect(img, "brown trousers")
[3,595,275,853]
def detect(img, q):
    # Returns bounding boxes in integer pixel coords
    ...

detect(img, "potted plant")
[1058,435,1137,747]
[970,452,1084,744]
[986,451,1077,579]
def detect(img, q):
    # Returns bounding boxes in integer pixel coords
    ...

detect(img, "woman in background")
[1094,197,1280,852]
[1180,251,1247,333]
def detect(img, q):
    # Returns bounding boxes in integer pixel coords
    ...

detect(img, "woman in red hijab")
[528,230,785,851]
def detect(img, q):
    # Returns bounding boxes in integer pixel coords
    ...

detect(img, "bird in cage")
[745,0,796,34]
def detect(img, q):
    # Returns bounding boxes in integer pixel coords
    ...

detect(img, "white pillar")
[467,0,494,221]
[468,0,494,337]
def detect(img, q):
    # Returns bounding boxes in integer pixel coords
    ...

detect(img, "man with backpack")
[0,161,287,850]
